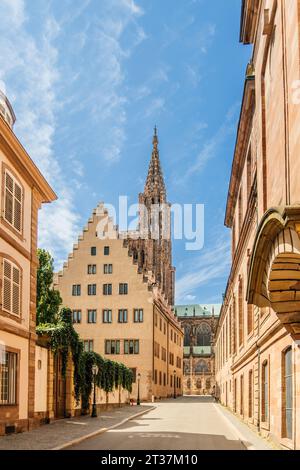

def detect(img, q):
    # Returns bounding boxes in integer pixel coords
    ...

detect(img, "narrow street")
[68,397,246,451]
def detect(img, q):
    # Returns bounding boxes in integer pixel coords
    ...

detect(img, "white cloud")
[176,235,231,303]
[1,0,26,28]
[0,3,81,265]
[82,0,145,163]
[186,64,202,88]
[182,102,239,180]
[144,98,165,118]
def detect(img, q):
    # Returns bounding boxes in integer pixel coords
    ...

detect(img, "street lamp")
[173,369,176,399]
[137,373,141,405]
[91,364,99,418]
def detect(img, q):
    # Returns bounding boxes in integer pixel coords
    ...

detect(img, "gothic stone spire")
[144,127,166,202]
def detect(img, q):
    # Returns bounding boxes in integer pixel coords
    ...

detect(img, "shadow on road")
[67,430,246,451]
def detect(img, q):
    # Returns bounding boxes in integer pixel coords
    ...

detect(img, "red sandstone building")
[215,0,300,449]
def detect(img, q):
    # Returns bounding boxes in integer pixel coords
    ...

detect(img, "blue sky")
[0,0,251,305]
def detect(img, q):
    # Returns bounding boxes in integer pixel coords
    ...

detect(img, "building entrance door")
[53,353,66,419]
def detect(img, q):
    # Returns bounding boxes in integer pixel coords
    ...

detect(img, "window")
[124,340,139,355]
[170,330,173,341]
[103,284,112,295]
[159,371,162,386]
[134,309,143,323]
[4,170,23,233]
[154,313,158,327]
[176,357,182,369]
[103,310,112,323]
[2,259,21,317]
[119,283,128,295]
[105,340,120,355]
[240,375,244,416]
[154,342,160,358]
[0,350,17,405]
[238,277,244,347]
[170,375,173,387]
[233,297,237,354]
[164,322,166,335]
[154,370,157,385]
[72,285,81,296]
[88,265,97,275]
[248,370,253,419]
[159,318,162,331]
[238,189,243,234]
[234,378,237,413]
[83,340,94,352]
[163,373,166,386]
[104,264,113,274]
[91,247,97,256]
[283,348,293,440]
[87,310,97,324]
[118,309,128,323]
[88,284,97,296]
[130,368,137,383]
[184,325,191,347]
[262,361,269,423]
[162,348,167,362]
[196,323,211,347]
[247,147,252,199]
[72,310,82,324]
[104,246,110,256]
[169,353,174,366]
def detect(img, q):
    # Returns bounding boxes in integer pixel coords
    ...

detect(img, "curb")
[52,406,156,451]
[213,404,255,450]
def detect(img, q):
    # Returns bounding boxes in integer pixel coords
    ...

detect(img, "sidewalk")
[0,405,154,450]
[214,404,278,450]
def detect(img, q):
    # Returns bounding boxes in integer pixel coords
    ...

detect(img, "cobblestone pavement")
[0,405,154,450]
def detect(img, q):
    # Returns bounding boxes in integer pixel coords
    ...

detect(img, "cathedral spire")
[144,127,166,200]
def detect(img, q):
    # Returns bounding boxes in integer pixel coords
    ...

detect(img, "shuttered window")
[2,259,21,317]
[4,171,23,233]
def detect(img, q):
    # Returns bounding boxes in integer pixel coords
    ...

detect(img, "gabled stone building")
[55,130,183,402]
[176,304,220,396]
[215,0,300,449]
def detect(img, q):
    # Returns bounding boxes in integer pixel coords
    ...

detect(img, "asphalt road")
[68,396,246,450]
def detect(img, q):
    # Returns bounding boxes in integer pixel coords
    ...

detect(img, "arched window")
[195,360,209,374]
[184,325,191,347]
[196,323,211,347]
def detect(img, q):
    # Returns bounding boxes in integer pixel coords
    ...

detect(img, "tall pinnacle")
[144,127,166,200]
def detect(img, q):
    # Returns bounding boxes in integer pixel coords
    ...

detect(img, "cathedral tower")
[130,128,175,306]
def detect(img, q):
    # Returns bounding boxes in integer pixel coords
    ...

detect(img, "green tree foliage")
[37,249,62,325]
